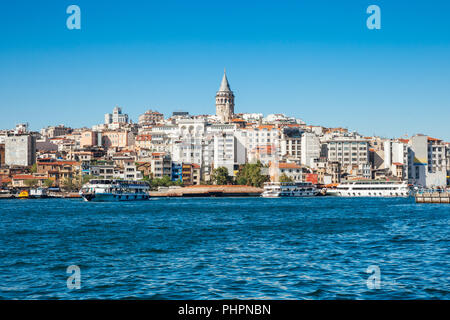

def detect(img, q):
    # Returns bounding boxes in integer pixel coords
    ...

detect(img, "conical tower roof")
[218,70,231,92]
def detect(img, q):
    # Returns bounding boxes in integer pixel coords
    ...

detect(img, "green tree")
[43,179,54,188]
[24,179,39,188]
[211,167,232,185]
[30,163,37,173]
[148,175,183,189]
[82,175,95,184]
[279,173,294,183]
[235,162,269,188]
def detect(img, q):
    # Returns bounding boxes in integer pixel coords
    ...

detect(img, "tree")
[82,175,95,185]
[30,163,37,173]
[235,162,269,188]
[61,178,76,192]
[43,179,54,188]
[24,179,39,188]
[279,173,294,183]
[211,167,232,185]
[148,175,183,190]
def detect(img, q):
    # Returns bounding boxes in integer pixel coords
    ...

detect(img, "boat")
[18,190,29,199]
[30,187,49,198]
[328,180,410,197]
[79,179,150,202]
[261,182,319,198]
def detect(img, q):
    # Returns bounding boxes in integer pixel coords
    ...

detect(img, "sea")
[0,197,448,299]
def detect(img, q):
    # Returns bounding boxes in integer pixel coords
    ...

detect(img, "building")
[408,135,447,187]
[301,132,320,168]
[5,135,36,166]
[88,162,116,179]
[213,131,238,176]
[325,138,369,170]
[40,125,71,138]
[280,127,303,159]
[216,70,235,123]
[0,143,4,166]
[171,162,183,182]
[150,152,172,179]
[101,130,135,148]
[269,162,304,182]
[135,134,153,150]
[181,163,201,185]
[138,110,164,126]
[384,139,409,180]
[104,107,129,125]
[36,159,80,186]
[80,130,101,148]
[11,174,48,188]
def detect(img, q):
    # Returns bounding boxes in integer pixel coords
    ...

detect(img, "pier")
[415,190,450,204]
[149,185,263,197]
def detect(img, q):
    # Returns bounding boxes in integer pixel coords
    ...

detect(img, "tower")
[215,70,235,123]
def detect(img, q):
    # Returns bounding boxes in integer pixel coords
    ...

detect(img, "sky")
[0,0,449,140]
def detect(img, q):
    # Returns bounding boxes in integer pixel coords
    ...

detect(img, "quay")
[149,185,263,197]
[415,190,450,204]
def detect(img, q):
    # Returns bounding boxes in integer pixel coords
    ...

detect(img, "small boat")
[261,182,319,198]
[79,179,150,202]
[18,190,29,199]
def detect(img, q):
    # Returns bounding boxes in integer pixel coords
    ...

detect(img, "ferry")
[261,182,319,198]
[79,179,150,202]
[328,180,410,197]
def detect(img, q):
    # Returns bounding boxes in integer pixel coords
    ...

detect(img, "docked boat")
[30,187,49,198]
[18,190,29,199]
[79,179,150,202]
[261,182,319,198]
[329,180,410,197]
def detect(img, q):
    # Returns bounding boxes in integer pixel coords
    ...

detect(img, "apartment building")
[325,138,369,170]
[407,135,447,187]
[5,135,36,166]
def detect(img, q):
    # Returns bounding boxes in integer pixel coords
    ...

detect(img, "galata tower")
[215,70,235,123]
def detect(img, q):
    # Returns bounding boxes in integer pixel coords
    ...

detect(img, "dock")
[149,185,263,197]
[415,191,450,204]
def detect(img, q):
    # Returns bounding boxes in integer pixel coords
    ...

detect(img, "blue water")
[0,197,448,299]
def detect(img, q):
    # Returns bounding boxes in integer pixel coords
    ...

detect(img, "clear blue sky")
[1,0,449,140]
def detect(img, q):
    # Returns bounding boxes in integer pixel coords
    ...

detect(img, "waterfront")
[0,197,449,299]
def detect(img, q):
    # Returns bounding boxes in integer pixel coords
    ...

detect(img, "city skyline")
[1,1,450,140]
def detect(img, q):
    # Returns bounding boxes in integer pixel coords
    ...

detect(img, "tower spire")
[219,69,231,92]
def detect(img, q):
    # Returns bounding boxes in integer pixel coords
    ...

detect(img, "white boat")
[261,182,319,198]
[79,179,150,202]
[30,187,48,198]
[330,180,410,197]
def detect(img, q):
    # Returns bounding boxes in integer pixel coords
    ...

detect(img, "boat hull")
[81,193,149,202]
[261,191,319,198]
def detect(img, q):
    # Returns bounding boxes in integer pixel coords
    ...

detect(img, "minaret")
[215,69,235,123]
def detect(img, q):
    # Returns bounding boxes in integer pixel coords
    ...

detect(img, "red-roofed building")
[37,160,81,186]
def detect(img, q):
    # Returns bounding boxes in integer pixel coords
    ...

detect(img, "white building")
[408,135,447,187]
[325,138,369,170]
[105,107,129,125]
[5,135,36,166]
[384,139,409,180]
[301,132,321,169]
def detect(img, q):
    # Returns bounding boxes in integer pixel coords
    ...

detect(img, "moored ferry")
[79,179,150,202]
[261,182,319,198]
[329,180,410,197]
